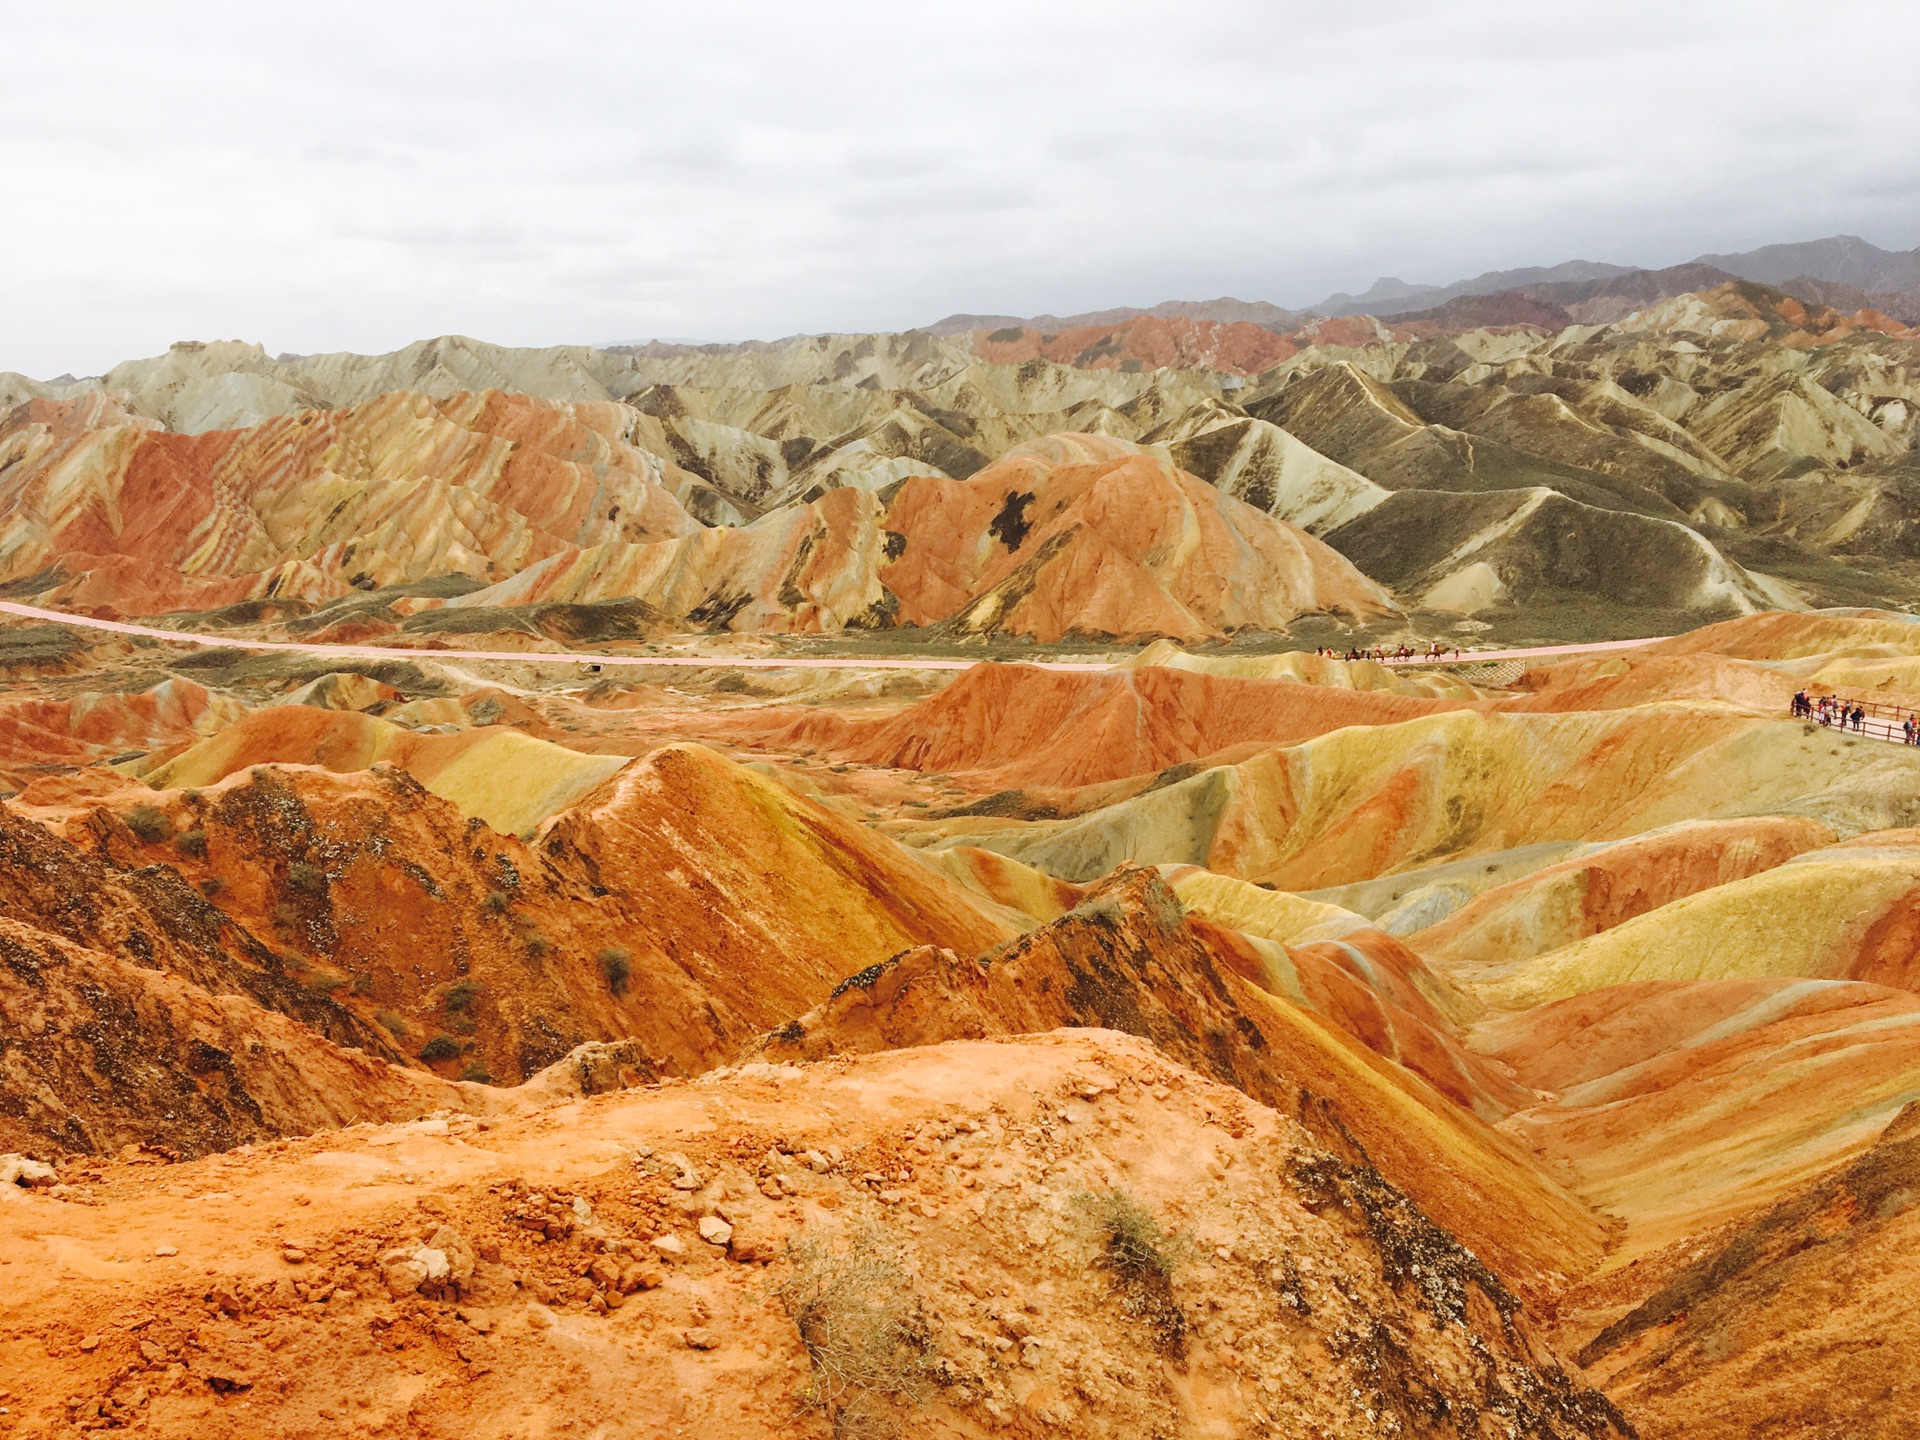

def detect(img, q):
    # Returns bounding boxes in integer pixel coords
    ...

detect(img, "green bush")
[375,1009,409,1038]
[458,1062,493,1084]
[598,946,631,996]
[1075,1188,1193,1356]
[174,828,208,859]
[287,861,328,895]
[483,889,511,915]
[419,1035,461,1063]
[524,935,552,960]
[444,980,482,1014]
[124,805,173,843]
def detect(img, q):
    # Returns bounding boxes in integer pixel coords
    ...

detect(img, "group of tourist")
[1791,690,1901,737]
[1314,642,1465,663]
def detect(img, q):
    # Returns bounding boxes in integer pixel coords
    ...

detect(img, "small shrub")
[598,946,631,996]
[458,1062,493,1083]
[483,889,511,915]
[124,805,173,843]
[775,1230,927,1439]
[287,861,328,895]
[174,828,208,859]
[305,972,346,996]
[419,1035,461,1063]
[375,1009,410,1038]
[1075,1188,1193,1356]
[444,980,482,1014]
[524,935,551,960]
[200,876,227,898]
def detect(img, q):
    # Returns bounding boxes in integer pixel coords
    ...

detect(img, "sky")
[2,0,1918,377]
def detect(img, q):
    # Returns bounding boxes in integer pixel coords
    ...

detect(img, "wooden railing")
[1796,693,1920,746]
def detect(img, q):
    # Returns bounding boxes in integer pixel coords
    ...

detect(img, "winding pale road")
[0,599,1667,674]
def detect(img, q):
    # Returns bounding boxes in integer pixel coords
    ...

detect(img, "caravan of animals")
[4,254,1920,1440]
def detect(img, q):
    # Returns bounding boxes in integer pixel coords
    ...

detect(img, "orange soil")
[756,662,1462,789]
[880,442,1394,642]
[0,1030,1631,1440]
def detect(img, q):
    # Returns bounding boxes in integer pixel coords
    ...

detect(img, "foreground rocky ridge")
[0,1030,1633,1440]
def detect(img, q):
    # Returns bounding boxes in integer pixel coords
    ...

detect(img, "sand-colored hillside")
[1467,831,1920,1008]
[924,703,1920,888]
[1477,978,1920,1251]
[143,706,627,834]
[1408,817,1836,966]
[1578,1099,1920,1440]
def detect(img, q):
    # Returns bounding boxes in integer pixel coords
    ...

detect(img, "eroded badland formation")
[5,268,1920,1438]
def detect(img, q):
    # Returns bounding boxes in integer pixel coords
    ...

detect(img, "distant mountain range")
[919,234,1920,335]
[922,297,1305,337]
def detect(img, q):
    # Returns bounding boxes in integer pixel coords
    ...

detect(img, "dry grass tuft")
[775,1229,928,1439]
[1077,1188,1193,1356]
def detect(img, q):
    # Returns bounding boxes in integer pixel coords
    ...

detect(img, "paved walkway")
[0,599,1669,675]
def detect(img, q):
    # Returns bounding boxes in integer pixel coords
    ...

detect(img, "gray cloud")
[0,0,1916,376]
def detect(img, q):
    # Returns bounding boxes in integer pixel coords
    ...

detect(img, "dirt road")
[0,599,1667,674]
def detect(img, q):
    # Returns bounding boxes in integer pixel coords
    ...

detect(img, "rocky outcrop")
[54,740,1012,1091]
[0,1030,1632,1440]
[761,868,1601,1292]
[0,918,460,1157]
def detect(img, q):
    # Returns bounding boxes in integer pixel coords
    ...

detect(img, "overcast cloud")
[2,0,1917,376]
